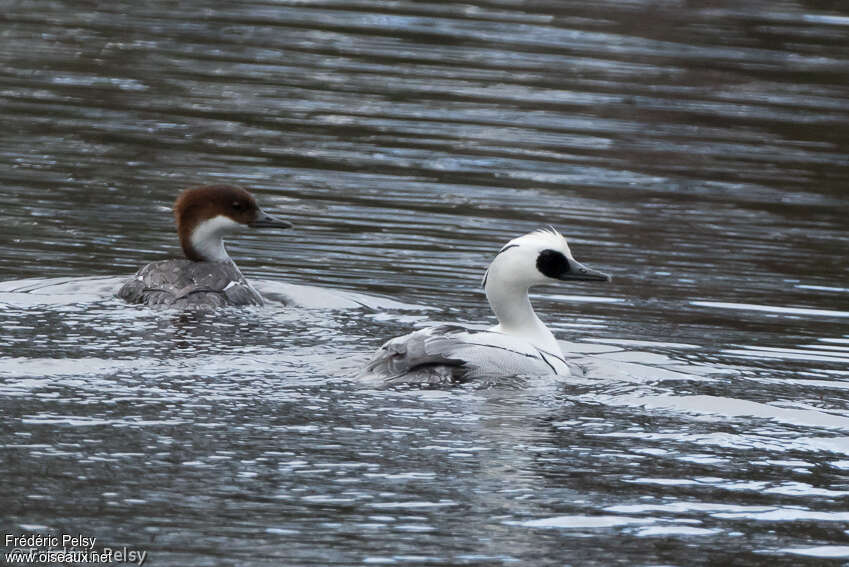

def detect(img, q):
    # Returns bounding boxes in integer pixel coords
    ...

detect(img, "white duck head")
[482,228,610,353]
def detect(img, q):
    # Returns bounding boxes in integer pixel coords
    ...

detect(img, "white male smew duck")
[360,228,611,384]
[117,185,292,308]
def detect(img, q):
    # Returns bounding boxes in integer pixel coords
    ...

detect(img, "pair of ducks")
[118,186,611,384]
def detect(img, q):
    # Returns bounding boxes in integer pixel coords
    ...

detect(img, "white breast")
[190,215,242,262]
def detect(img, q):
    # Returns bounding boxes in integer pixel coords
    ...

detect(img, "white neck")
[190,215,241,262]
[484,272,560,354]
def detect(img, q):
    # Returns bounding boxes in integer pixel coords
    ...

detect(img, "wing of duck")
[361,324,568,385]
[117,259,263,307]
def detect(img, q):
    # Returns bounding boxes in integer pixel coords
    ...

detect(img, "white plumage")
[360,229,610,384]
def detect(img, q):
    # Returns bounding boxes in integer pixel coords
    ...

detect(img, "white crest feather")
[506,227,572,256]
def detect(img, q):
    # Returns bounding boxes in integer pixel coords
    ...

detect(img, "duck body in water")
[117,185,292,308]
[360,229,611,384]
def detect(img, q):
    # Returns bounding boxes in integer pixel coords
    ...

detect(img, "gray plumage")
[115,185,292,309]
[361,324,570,385]
[117,259,264,308]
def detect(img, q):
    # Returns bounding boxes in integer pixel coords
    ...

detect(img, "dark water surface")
[1,1,848,565]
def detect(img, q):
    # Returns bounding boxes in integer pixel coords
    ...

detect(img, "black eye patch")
[536,249,569,278]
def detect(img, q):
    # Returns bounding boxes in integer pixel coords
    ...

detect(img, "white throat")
[484,267,560,354]
[190,215,242,262]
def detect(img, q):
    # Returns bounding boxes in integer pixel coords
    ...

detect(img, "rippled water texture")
[1,1,848,565]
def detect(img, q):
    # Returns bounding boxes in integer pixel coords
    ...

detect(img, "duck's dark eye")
[232,201,243,210]
[536,249,569,279]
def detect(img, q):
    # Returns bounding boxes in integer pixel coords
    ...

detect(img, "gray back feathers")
[117,259,264,308]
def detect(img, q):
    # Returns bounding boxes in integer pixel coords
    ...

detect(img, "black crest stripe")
[495,244,519,257]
